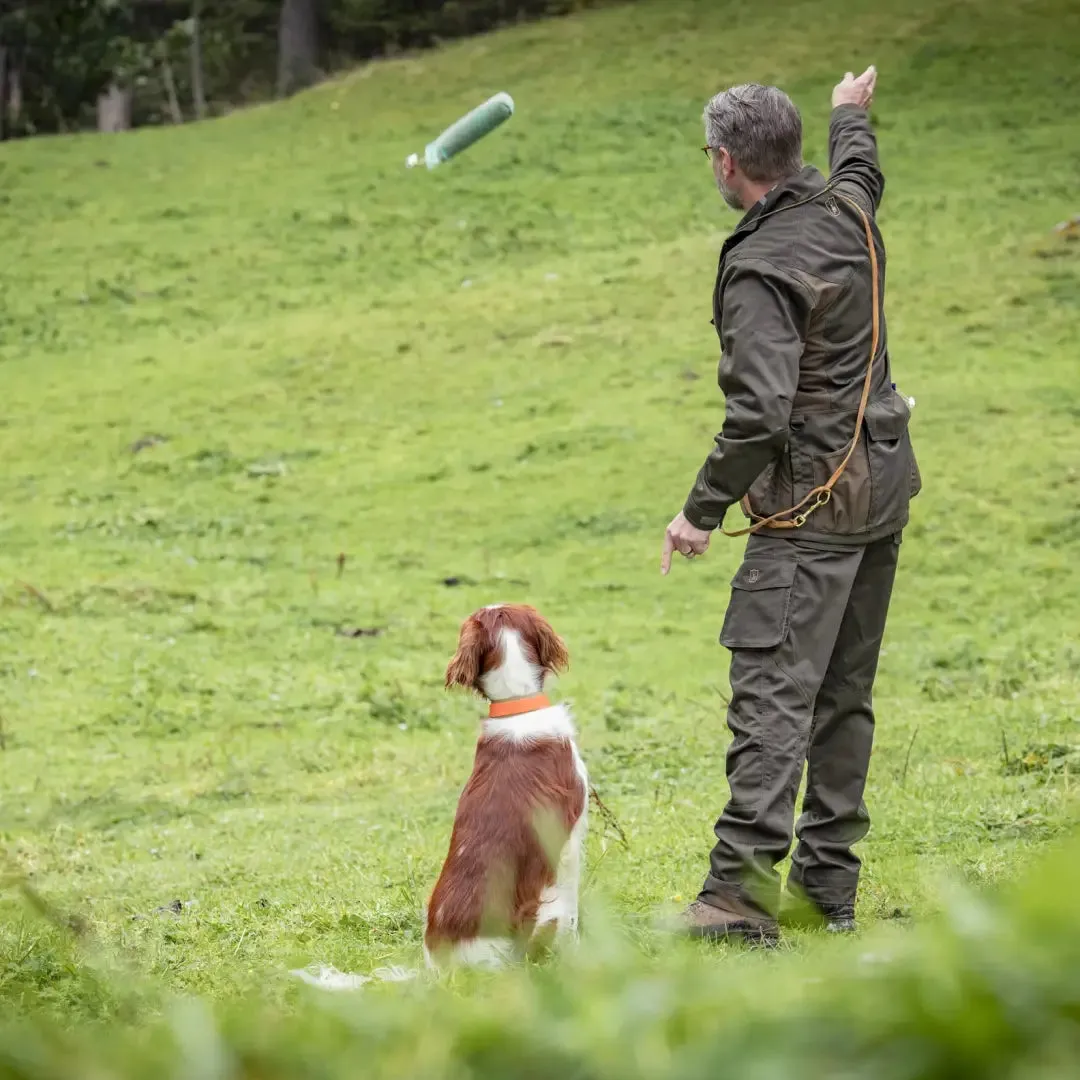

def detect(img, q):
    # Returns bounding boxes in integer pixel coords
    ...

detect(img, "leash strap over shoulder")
[721,189,880,538]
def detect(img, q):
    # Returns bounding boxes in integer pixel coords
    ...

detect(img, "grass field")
[1,0,1079,1071]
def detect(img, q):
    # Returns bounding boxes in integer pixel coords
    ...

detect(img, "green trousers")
[699,531,901,916]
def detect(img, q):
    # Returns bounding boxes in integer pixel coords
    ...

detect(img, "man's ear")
[445,618,486,691]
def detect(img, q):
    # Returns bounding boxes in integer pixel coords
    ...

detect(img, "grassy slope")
[1,0,1079,1014]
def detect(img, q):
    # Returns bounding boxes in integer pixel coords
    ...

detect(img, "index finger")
[660,532,674,576]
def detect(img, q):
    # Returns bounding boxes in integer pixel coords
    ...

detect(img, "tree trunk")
[8,63,21,130]
[190,2,206,119]
[97,83,133,132]
[161,57,183,123]
[277,0,319,98]
[0,45,7,141]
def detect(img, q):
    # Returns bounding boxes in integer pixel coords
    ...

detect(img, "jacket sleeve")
[828,104,885,213]
[682,258,812,531]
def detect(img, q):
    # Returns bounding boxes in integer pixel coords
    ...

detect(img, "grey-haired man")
[662,68,920,942]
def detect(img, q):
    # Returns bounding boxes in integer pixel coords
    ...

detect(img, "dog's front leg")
[552,806,586,941]
[532,823,582,949]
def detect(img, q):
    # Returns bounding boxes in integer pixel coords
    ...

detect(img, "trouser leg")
[700,536,863,917]
[786,533,900,910]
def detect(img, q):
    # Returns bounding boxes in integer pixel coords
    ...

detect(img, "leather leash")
[720,188,881,538]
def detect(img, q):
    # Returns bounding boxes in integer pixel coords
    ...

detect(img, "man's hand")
[660,512,713,576]
[832,65,877,110]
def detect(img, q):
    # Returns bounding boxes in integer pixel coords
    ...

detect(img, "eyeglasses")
[702,146,720,160]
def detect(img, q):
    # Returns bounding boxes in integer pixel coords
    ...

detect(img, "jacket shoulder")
[722,246,826,306]
[726,201,863,296]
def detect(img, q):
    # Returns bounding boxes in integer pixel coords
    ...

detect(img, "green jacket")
[683,104,921,544]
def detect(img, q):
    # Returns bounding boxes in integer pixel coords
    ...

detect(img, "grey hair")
[703,83,803,182]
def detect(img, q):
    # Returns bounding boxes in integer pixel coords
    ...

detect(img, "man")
[661,68,920,943]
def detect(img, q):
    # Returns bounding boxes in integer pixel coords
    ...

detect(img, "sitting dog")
[423,604,588,969]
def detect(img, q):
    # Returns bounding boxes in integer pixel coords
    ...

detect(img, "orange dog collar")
[487,694,552,719]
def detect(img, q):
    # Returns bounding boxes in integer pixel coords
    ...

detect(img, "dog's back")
[425,702,587,967]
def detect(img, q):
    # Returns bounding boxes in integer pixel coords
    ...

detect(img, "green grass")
[1,0,1079,1055]
[3,846,1080,1079]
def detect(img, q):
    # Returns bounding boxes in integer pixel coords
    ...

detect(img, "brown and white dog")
[423,604,588,969]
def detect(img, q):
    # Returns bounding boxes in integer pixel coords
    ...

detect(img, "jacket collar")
[721,165,826,256]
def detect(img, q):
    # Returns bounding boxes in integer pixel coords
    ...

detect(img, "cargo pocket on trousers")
[719,558,797,650]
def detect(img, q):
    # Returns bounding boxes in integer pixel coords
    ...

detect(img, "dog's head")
[445,604,569,698]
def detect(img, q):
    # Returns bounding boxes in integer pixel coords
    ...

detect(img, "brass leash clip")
[791,488,833,529]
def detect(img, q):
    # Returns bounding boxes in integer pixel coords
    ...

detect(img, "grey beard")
[717,176,743,211]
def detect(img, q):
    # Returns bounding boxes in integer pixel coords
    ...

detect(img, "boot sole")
[684,923,780,947]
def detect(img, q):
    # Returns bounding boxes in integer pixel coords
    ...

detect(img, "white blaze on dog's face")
[445,604,570,702]
[481,626,538,701]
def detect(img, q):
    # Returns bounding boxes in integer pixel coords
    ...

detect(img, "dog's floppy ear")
[445,617,487,691]
[527,611,570,676]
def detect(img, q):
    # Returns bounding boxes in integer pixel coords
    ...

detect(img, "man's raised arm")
[828,66,884,213]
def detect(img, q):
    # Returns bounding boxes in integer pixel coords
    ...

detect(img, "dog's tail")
[289,963,417,991]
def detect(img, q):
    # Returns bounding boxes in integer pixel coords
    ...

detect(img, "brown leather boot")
[779,892,858,934]
[678,897,780,945]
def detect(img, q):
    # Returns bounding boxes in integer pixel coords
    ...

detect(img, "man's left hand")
[661,512,713,576]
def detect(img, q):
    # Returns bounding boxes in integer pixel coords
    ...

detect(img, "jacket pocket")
[864,392,915,526]
[744,447,796,522]
[807,437,872,533]
[719,558,797,650]
[909,444,922,499]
